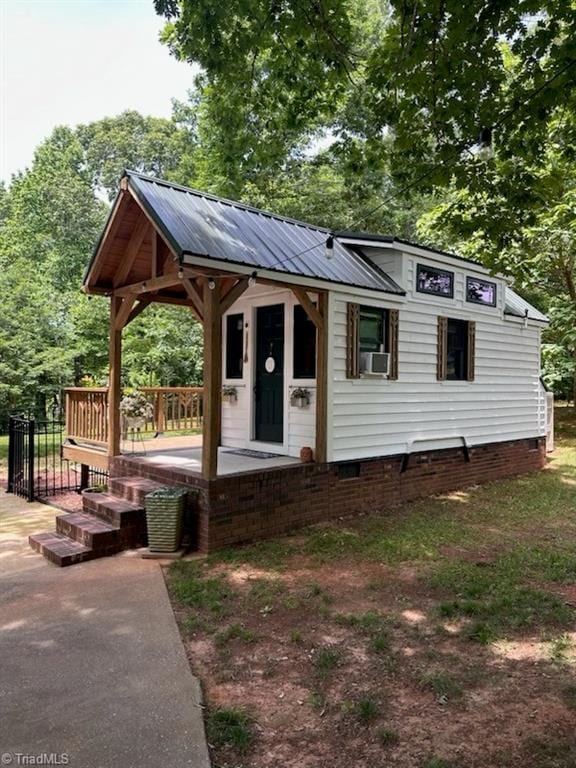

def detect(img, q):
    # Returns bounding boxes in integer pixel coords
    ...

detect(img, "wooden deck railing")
[65,388,109,445]
[139,387,204,433]
[64,386,204,447]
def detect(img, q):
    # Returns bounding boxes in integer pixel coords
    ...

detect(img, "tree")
[417,108,576,400]
[77,110,198,200]
[156,1,576,192]
[0,114,202,419]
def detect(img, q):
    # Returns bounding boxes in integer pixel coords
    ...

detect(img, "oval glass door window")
[265,356,276,373]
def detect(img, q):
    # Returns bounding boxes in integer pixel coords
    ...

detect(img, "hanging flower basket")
[222,386,238,404]
[120,391,154,430]
[144,487,188,553]
[290,387,310,408]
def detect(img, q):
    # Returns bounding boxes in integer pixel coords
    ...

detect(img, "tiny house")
[31,171,549,564]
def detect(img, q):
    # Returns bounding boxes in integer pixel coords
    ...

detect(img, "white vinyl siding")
[220,248,543,465]
[328,253,543,462]
[221,284,316,458]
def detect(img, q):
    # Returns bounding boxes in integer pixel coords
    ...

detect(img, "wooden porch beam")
[315,291,328,464]
[202,279,222,480]
[108,296,122,458]
[220,276,250,315]
[115,273,182,297]
[290,286,324,330]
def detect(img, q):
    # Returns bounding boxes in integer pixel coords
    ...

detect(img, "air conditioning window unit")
[360,351,390,376]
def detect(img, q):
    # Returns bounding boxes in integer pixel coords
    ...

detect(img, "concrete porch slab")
[124,441,301,476]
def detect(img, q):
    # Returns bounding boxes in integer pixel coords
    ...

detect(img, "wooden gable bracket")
[182,278,205,322]
[113,295,139,331]
[290,286,324,330]
[220,276,251,315]
[112,214,151,288]
[124,297,152,327]
[88,190,130,286]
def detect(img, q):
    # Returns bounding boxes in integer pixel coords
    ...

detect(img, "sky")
[0,0,197,184]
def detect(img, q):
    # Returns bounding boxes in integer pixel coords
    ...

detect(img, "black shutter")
[346,303,360,378]
[437,316,447,381]
[388,309,399,380]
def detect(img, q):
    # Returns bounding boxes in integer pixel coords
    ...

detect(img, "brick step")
[29,532,99,567]
[82,490,145,526]
[109,476,166,506]
[56,512,120,550]
[81,490,147,549]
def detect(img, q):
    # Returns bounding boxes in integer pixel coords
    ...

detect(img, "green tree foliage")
[77,110,197,200]
[418,108,576,399]
[156,0,576,397]
[155,0,361,196]
[156,1,576,184]
[0,114,202,418]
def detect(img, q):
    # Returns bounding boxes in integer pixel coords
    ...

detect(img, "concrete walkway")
[0,491,210,768]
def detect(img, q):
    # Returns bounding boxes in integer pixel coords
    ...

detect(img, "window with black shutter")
[225,313,244,379]
[346,303,399,380]
[437,317,475,382]
[293,305,316,378]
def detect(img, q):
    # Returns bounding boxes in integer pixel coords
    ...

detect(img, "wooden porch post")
[202,280,222,480]
[108,295,122,457]
[315,291,328,464]
[290,286,329,464]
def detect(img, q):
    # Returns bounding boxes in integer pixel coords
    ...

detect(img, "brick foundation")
[110,436,546,553]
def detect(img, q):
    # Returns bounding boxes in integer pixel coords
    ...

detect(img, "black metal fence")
[7,416,108,502]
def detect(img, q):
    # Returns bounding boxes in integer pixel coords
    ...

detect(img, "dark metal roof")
[504,287,549,323]
[126,171,405,295]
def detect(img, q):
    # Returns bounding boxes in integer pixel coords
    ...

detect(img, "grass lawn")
[167,406,576,768]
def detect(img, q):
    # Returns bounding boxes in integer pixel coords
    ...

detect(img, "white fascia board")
[181,253,407,304]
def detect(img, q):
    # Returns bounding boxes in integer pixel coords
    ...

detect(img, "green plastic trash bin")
[144,486,188,553]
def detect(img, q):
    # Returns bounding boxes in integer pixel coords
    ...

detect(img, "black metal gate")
[7,416,107,501]
[7,416,35,501]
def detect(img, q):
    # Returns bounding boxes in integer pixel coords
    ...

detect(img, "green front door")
[254,304,284,443]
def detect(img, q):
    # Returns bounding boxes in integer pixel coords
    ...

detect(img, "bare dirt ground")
[166,408,576,768]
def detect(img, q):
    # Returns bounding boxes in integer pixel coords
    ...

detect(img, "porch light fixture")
[177,267,184,279]
[208,278,216,290]
[325,234,334,260]
[248,271,257,287]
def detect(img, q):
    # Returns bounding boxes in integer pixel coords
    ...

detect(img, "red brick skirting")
[110,436,546,553]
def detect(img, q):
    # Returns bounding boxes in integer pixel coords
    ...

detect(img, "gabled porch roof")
[84,170,404,296]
